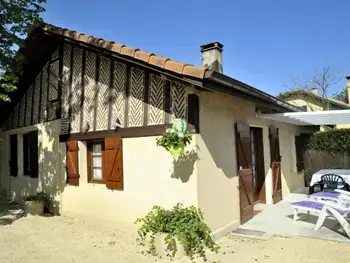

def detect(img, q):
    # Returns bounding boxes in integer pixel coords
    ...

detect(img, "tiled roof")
[41,24,207,79]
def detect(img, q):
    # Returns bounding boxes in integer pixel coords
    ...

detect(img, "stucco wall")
[61,136,198,224]
[0,120,65,211]
[196,91,303,235]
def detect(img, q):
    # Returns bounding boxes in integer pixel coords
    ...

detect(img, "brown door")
[269,127,282,204]
[235,122,254,224]
[251,128,266,204]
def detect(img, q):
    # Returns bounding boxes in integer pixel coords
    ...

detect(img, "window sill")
[88,179,105,184]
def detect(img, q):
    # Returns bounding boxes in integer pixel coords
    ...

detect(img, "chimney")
[200,42,223,73]
[311,88,318,95]
[346,75,350,104]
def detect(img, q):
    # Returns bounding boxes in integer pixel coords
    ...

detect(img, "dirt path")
[0,215,349,263]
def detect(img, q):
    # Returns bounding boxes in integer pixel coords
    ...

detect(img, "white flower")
[170,129,176,133]
[166,128,172,133]
[178,133,184,138]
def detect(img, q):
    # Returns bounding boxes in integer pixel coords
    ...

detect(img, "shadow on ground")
[0,203,25,226]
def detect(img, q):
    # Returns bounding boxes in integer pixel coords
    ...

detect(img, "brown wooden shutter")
[9,135,18,177]
[29,130,39,178]
[269,126,281,164]
[235,123,252,170]
[235,122,254,224]
[66,140,79,186]
[269,126,282,204]
[295,134,310,172]
[104,137,123,190]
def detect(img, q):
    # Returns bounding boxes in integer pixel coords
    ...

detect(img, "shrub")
[135,203,219,261]
[307,128,350,154]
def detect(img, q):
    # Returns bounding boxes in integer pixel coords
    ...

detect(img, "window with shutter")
[9,134,18,177]
[66,140,79,186]
[22,131,39,178]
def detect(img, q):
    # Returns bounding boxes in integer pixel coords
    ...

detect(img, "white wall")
[0,120,65,212]
[61,136,198,224]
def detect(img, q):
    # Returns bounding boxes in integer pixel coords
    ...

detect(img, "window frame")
[23,133,31,176]
[87,141,105,184]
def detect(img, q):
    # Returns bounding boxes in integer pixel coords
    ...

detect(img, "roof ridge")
[40,23,207,79]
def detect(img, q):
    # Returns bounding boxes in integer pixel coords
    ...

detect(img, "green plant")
[156,128,193,151]
[135,203,219,261]
[23,192,51,211]
[307,128,350,154]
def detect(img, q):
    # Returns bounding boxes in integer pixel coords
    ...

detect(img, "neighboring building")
[0,24,305,238]
[278,84,350,129]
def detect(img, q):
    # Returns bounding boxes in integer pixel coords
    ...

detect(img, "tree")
[0,0,46,102]
[278,67,344,111]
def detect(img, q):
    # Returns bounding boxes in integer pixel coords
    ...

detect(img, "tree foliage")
[0,0,46,102]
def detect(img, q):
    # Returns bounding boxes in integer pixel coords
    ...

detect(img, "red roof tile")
[41,24,206,79]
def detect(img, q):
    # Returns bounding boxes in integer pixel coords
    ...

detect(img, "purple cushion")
[292,200,345,215]
[311,192,340,199]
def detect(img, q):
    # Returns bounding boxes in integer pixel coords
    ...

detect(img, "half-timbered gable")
[1,39,196,141]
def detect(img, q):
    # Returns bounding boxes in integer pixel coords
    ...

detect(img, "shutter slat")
[29,131,39,178]
[66,140,79,186]
[104,137,123,190]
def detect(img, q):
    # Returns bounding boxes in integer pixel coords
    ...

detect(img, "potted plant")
[156,119,193,157]
[135,203,219,261]
[23,192,50,216]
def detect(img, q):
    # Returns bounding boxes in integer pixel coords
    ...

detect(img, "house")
[278,85,350,129]
[0,24,305,238]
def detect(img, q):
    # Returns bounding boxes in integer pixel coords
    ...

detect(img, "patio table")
[309,169,350,193]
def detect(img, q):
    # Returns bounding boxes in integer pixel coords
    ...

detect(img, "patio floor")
[240,187,350,243]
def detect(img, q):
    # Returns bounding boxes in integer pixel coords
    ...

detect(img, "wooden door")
[235,123,254,224]
[269,127,282,204]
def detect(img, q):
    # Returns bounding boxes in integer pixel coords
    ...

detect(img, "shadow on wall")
[198,95,238,179]
[171,148,200,183]
[13,121,66,215]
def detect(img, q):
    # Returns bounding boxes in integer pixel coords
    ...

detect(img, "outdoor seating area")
[289,169,350,238]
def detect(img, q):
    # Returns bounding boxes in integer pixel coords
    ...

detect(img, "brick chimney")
[346,75,350,104]
[200,42,223,73]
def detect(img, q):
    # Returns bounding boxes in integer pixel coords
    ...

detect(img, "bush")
[307,128,350,154]
[135,203,219,261]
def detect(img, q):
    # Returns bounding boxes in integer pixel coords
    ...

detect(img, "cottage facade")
[0,24,304,237]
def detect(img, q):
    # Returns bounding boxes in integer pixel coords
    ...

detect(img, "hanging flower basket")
[156,119,193,157]
[169,142,185,157]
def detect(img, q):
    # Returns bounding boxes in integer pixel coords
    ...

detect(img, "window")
[22,131,38,178]
[87,142,104,183]
[85,137,124,190]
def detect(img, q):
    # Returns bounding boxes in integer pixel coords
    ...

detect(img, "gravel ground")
[0,215,349,263]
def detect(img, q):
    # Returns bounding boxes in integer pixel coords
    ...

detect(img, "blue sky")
[42,0,350,96]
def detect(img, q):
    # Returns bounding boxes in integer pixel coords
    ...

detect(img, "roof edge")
[204,71,304,113]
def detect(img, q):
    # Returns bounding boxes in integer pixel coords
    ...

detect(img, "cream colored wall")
[0,120,65,211]
[61,137,198,224]
[196,91,303,236]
